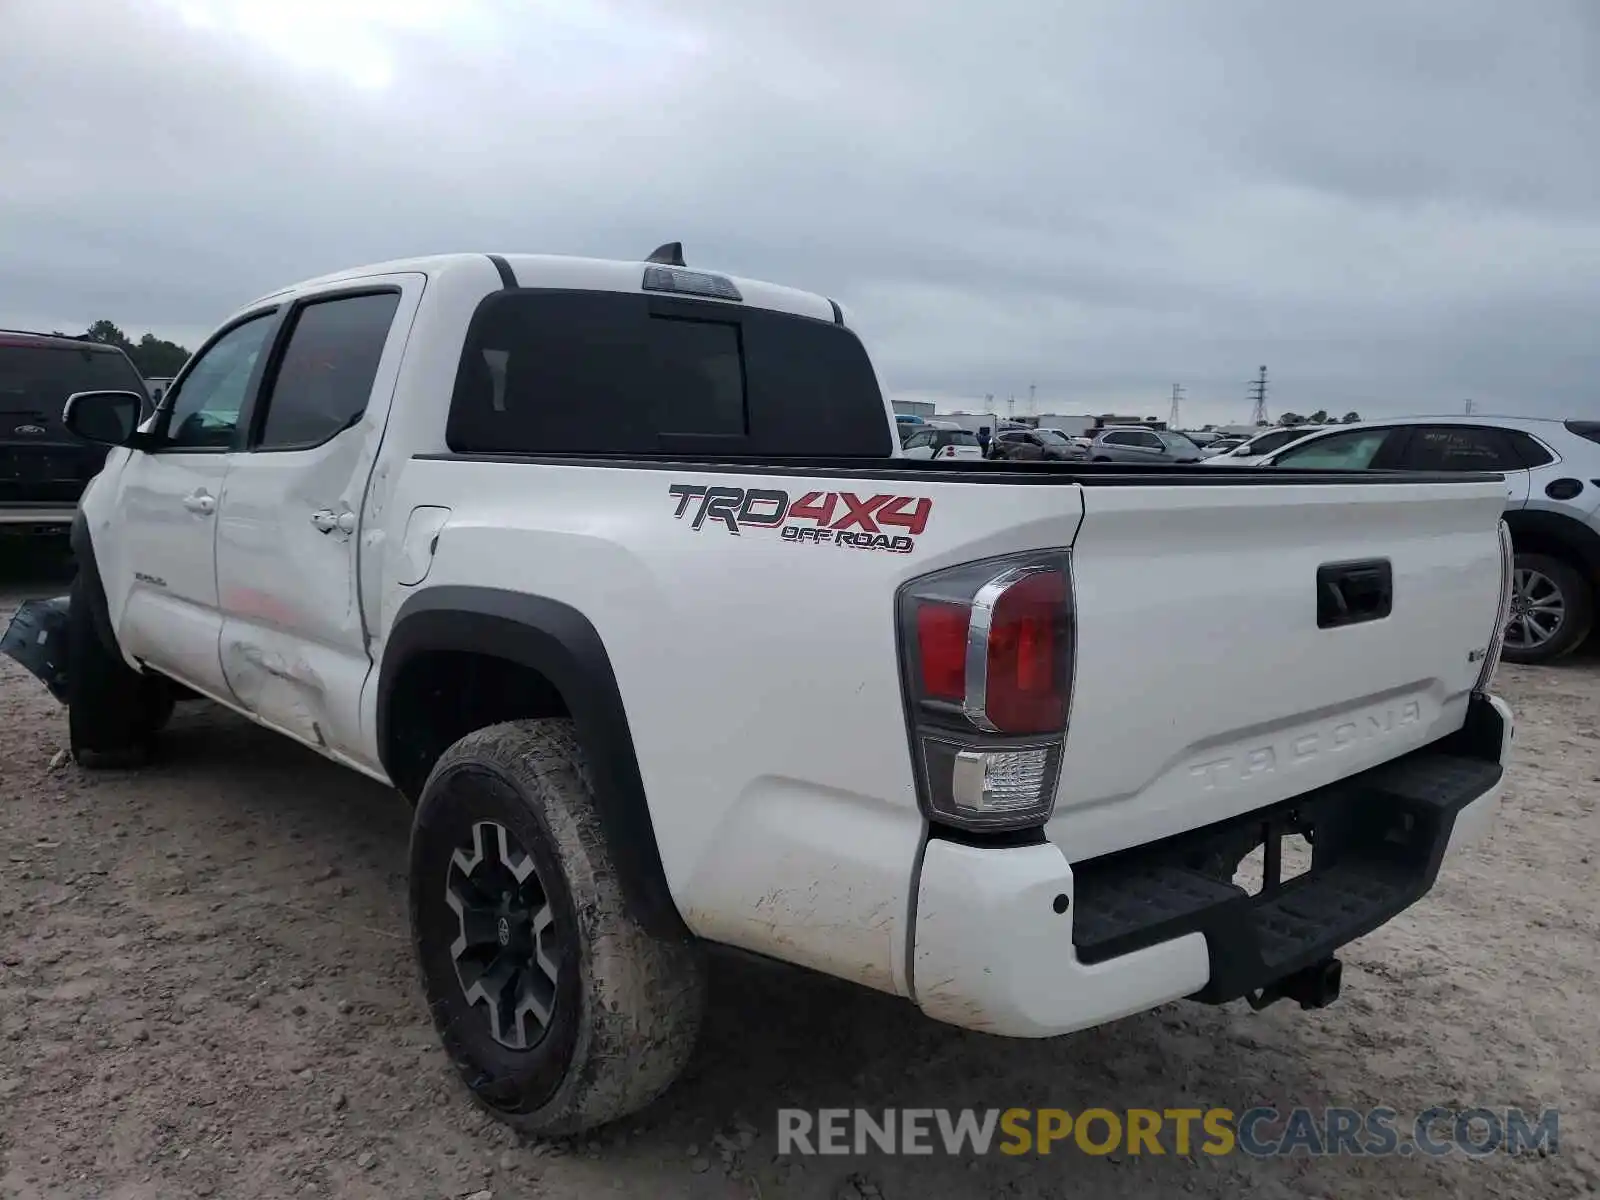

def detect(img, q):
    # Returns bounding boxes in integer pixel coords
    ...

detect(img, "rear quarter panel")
[377,459,1085,996]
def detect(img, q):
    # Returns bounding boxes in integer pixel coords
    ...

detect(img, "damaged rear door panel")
[213,277,424,773]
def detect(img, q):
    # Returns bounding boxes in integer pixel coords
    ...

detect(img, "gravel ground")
[1,547,1596,1199]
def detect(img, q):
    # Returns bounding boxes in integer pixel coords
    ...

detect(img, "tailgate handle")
[1317,559,1392,628]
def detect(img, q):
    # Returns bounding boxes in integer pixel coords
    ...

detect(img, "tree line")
[52,320,192,379]
[1274,409,1361,426]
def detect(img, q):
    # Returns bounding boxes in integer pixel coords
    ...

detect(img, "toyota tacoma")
[3,247,1517,1136]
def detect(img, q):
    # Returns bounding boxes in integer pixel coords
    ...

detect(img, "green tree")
[1308,409,1329,424]
[79,320,191,377]
[1342,411,1362,423]
[132,332,191,377]
[84,320,133,352]
[1278,412,1306,426]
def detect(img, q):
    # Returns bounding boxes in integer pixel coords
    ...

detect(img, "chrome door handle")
[182,491,216,515]
[310,508,356,536]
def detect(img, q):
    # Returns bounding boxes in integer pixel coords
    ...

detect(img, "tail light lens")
[1476,520,1515,692]
[898,552,1075,831]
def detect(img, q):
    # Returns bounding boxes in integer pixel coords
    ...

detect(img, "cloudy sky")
[3,0,1596,425]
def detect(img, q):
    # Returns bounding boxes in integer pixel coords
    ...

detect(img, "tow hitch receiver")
[1247,956,1343,1012]
[0,596,71,703]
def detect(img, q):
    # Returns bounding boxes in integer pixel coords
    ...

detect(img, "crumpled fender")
[1,596,71,703]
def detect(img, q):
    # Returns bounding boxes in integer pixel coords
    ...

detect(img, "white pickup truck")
[4,248,1516,1136]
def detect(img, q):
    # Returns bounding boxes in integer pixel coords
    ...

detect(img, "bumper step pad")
[1069,716,1504,1004]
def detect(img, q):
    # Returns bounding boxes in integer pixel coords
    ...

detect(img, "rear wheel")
[66,573,172,768]
[409,719,705,1136]
[1501,552,1593,665]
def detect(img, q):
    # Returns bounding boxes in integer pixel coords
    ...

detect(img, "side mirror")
[63,390,145,447]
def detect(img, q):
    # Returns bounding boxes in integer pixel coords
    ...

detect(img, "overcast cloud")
[2,0,1596,424]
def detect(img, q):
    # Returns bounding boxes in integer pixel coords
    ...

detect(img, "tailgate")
[1050,476,1507,862]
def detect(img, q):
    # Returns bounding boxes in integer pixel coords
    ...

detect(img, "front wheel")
[1501,553,1594,665]
[66,573,173,768]
[409,719,706,1136]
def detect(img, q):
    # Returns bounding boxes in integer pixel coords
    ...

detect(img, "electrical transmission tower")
[1169,383,1184,430]
[1248,365,1269,424]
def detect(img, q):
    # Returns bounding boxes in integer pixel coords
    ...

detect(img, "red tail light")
[899,553,1075,831]
[982,569,1069,732]
[916,602,969,701]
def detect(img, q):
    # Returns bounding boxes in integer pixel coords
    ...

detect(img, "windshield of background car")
[1034,430,1069,445]
[1158,431,1198,451]
[938,430,980,447]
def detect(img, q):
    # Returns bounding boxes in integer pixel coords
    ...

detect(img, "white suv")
[1263,415,1600,664]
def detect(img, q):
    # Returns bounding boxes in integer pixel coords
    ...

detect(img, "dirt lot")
[1,550,1596,1200]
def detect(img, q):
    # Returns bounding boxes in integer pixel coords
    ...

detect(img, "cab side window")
[161,314,277,450]
[254,292,401,450]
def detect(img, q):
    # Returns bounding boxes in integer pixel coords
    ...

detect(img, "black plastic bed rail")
[413,451,1502,489]
[1069,694,1506,1004]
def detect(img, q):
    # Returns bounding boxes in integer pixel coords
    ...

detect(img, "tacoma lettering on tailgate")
[667,483,931,554]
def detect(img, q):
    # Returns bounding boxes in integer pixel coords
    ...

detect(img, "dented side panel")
[212,273,425,773]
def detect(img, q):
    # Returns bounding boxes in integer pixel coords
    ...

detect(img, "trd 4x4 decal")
[668,484,931,554]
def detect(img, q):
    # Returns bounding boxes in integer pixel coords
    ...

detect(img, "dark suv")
[1,331,149,536]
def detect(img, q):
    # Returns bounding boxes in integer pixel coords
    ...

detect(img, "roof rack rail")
[0,327,89,341]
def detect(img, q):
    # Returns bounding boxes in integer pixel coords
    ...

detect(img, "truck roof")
[246,252,844,327]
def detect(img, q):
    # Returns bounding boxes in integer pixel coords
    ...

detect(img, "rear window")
[446,291,891,457]
[1565,421,1600,447]
[936,430,979,447]
[0,344,146,422]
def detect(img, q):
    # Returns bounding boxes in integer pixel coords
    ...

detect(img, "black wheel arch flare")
[68,510,121,657]
[378,586,686,939]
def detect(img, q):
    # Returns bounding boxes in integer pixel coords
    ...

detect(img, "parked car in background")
[1203,425,1327,466]
[1261,415,1600,664]
[1,330,150,537]
[1088,426,1204,464]
[1200,436,1248,458]
[900,424,985,460]
[990,427,1085,461]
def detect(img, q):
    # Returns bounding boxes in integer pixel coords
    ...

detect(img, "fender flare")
[68,511,121,658]
[377,586,684,938]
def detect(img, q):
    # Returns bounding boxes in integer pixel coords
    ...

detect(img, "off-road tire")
[66,573,173,768]
[409,719,706,1137]
[1501,552,1594,665]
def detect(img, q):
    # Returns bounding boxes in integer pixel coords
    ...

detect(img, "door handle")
[1317,559,1393,629]
[182,491,216,516]
[311,508,356,535]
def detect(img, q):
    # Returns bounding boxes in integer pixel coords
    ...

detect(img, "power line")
[1248,365,1269,424]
